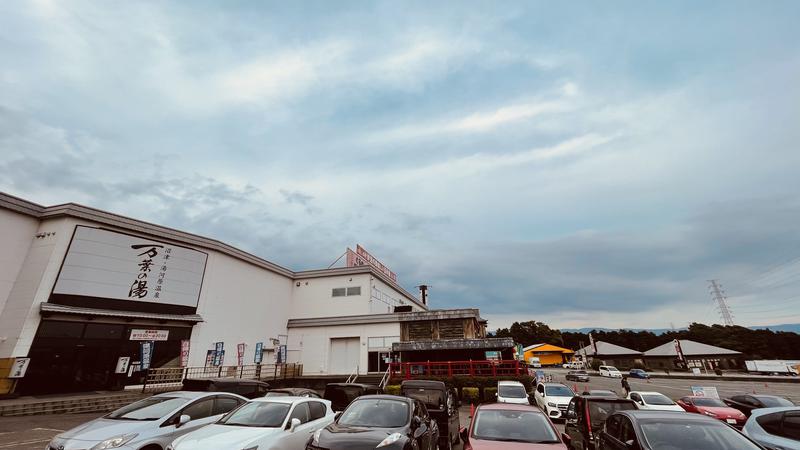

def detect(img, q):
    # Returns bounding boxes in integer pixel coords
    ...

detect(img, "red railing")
[389,360,527,379]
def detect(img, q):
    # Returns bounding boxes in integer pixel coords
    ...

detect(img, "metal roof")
[643,339,741,357]
[40,303,204,323]
[393,337,515,352]
[577,341,643,356]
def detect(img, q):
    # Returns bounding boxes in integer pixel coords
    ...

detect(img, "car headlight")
[376,432,404,448]
[702,411,718,418]
[547,402,557,407]
[90,433,138,450]
[312,429,323,446]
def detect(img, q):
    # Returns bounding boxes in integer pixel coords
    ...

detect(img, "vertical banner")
[180,340,190,367]
[140,341,154,370]
[213,342,224,366]
[237,343,246,366]
[280,345,287,364]
[205,350,215,367]
[254,342,264,364]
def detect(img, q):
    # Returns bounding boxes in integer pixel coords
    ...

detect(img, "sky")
[1,1,800,330]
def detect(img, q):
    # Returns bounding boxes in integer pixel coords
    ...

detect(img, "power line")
[708,280,735,326]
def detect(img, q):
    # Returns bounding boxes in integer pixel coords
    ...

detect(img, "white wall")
[190,251,294,367]
[289,274,373,319]
[287,322,401,374]
[0,209,39,314]
[370,277,426,313]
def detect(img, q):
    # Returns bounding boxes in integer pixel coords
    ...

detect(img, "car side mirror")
[287,418,301,432]
[460,427,469,442]
[176,414,191,428]
[562,432,572,444]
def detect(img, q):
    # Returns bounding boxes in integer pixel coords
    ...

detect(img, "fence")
[389,360,528,379]
[142,363,303,393]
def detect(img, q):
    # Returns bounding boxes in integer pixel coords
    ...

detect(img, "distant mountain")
[560,324,800,335]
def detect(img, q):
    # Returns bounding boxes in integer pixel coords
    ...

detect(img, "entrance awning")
[40,303,204,323]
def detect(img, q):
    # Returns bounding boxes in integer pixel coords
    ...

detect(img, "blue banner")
[213,342,224,366]
[140,341,154,370]
[254,342,264,364]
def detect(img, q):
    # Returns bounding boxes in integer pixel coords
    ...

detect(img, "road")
[1,371,796,449]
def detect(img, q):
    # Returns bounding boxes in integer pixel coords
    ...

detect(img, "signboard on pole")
[515,344,525,361]
[8,358,31,378]
[213,342,224,366]
[140,341,154,370]
[690,386,720,399]
[254,342,264,364]
[180,340,190,367]
[115,357,131,374]
[278,345,287,364]
[346,245,398,282]
[485,350,501,361]
[237,343,246,366]
[130,329,170,341]
[205,350,215,367]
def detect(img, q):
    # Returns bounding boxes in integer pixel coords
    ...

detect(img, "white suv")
[599,365,622,378]
[496,380,530,405]
[533,383,575,419]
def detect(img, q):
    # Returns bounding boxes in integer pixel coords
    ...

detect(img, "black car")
[181,377,270,399]
[723,394,795,417]
[566,370,590,382]
[323,383,383,412]
[401,380,460,450]
[564,394,637,450]
[597,410,765,450]
[265,387,322,398]
[582,389,619,398]
[307,395,439,450]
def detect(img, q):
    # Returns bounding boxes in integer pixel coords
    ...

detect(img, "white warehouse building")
[0,192,427,395]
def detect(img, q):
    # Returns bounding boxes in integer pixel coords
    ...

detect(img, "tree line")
[492,321,800,359]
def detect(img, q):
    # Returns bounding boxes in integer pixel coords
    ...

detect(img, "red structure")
[389,359,527,379]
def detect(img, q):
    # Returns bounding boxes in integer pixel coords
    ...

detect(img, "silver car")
[742,406,800,450]
[46,391,247,450]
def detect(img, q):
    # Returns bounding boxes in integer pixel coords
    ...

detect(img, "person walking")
[621,376,631,396]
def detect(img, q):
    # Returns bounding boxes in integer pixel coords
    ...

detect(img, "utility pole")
[708,279,735,326]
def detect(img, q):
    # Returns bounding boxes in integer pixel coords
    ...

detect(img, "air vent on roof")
[394,305,413,313]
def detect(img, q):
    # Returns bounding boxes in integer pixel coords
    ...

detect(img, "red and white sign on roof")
[346,245,397,282]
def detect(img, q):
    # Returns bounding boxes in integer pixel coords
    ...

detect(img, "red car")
[461,403,568,449]
[677,396,747,428]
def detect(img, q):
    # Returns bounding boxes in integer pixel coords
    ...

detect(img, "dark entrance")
[19,319,192,395]
[367,351,392,373]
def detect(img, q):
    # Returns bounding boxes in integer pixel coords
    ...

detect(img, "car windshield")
[642,394,674,405]
[106,397,187,420]
[498,385,527,399]
[693,398,727,407]
[755,396,793,407]
[545,386,574,397]
[588,401,636,429]
[218,402,290,427]
[325,386,363,405]
[606,367,619,372]
[264,391,290,397]
[641,419,761,449]
[472,409,559,443]
[403,387,445,410]
[338,399,409,428]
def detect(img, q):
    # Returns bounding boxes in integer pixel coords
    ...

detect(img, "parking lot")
[1,371,796,450]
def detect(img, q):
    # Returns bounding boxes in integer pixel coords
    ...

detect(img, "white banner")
[53,226,207,307]
[690,386,720,399]
[130,329,169,341]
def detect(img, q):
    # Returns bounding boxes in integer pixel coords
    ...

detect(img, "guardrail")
[142,363,303,393]
[389,360,528,379]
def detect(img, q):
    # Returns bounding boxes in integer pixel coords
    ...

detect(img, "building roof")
[523,343,574,354]
[643,339,741,357]
[393,337,515,352]
[40,303,204,323]
[577,341,643,356]
[0,191,425,309]
[287,308,482,328]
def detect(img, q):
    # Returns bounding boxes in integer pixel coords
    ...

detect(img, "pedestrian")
[621,376,630,396]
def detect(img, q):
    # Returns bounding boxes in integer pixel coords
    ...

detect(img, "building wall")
[0,209,39,314]
[290,274,373,319]
[370,277,425,313]
[287,322,401,374]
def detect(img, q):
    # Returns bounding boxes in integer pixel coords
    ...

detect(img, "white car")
[168,396,335,450]
[599,365,622,378]
[496,380,530,405]
[743,406,800,449]
[533,383,575,419]
[627,391,685,412]
[47,391,247,450]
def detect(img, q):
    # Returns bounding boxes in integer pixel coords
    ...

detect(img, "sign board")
[278,345,287,364]
[213,342,224,366]
[115,357,131,374]
[130,329,169,341]
[205,350,215,367]
[515,344,525,361]
[140,341,154,370]
[485,350,501,361]
[237,343,246,366]
[180,340,190,367]
[53,226,208,307]
[690,386,720,399]
[254,342,264,364]
[8,358,30,378]
[346,245,398,282]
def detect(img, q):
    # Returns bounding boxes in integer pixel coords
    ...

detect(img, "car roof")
[749,406,800,417]
[497,380,525,386]
[542,382,569,387]
[402,380,448,388]
[184,377,268,384]
[354,394,412,403]
[271,387,316,392]
[479,403,544,412]
[752,394,787,400]
[250,396,329,404]
[618,410,717,422]
[630,391,666,396]
[326,383,380,388]
[152,391,219,399]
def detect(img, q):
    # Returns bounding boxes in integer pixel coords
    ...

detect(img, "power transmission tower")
[708,280,735,326]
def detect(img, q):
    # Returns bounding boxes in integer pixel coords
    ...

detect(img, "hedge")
[462,387,479,404]
[384,384,401,395]
[482,387,497,403]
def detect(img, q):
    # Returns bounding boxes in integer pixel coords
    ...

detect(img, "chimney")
[418,284,428,306]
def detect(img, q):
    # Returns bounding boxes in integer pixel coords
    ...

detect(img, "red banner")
[346,245,397,282]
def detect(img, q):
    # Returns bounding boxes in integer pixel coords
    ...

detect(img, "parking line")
[0,438,52,448]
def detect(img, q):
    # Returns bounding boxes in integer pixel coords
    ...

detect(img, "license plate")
[726,419,737,424]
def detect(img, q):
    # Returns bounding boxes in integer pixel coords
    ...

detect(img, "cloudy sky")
[2,1,799,330]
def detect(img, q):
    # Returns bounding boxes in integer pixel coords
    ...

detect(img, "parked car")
[742,406,800,449]
[323,382,383,411]
[563,361,586,370]
[181,377,270,399]
[564,394,638,450]
[597,410,765,450]
[265,387,321,398]
[307,395,439,450]
[583,389,619,397]
[626,391,684,412]
[599,366,623,378]
[401,380,461,450]
[168,396,335,450]
[628,369,650,379]
[533,383,576,420]
[497,380,531,405]
[676,396,747,428]
[46,391,247,450]
[724,394,795,417]
[566,370,590,382]
[460,403,567,449]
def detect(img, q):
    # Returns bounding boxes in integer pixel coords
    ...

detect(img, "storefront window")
[84,323,125,339]
[37,321,85,338]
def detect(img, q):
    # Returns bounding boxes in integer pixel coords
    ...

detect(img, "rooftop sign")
[346,244,397,282]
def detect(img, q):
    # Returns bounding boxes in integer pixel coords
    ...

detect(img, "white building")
[0,192,426,395]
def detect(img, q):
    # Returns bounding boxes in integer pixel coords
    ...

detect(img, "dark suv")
[181,377,270,399]
[401,380,460,450]
[563,394,638,450]
[323,382,383,411]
